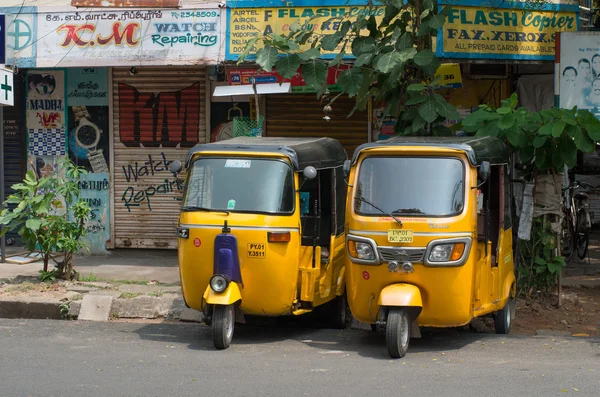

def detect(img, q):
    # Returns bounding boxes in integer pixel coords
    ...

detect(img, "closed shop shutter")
[265,94,368,156]
[2,75,26,242]
[112,66,207,249]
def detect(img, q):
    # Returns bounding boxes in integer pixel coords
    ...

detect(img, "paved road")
[0,319,598,397]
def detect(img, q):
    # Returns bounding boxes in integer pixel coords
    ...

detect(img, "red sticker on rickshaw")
[362,271,370,280]
[193,238,201,247]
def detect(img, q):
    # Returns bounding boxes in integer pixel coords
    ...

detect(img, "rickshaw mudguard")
[203,282,242,305]
[378,284,423,308]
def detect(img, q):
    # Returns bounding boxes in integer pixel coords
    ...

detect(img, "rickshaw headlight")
[210,274,230,293]
[429,244,453,262]
[427,241,468,264]
[355,242,375,260]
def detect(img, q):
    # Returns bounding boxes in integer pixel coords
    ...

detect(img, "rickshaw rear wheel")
[494,298,515,335]
[212,304,235,350]
[386,308,410,359]
[330,293,348,329]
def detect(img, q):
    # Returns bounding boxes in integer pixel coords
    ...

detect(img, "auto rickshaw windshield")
[183,158,295,214]
[355,156,465,217]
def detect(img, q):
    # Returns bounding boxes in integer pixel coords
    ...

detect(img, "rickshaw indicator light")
[210,274,230,293]
[450,243,466,261]
[268,231,291,243]
[348,241,358,257]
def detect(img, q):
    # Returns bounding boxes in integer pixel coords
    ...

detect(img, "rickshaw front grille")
[378,247,425,263]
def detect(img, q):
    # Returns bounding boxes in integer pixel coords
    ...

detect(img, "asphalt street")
[0,319,598,397]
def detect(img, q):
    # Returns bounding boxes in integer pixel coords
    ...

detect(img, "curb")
[0,298,64,320]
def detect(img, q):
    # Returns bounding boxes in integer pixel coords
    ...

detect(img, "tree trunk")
[43,254,49,273]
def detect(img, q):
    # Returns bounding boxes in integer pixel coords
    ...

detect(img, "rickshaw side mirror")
[303,166,317,180]
[169,160,183,175]
[343,160,351,179]
[478,161,491,183]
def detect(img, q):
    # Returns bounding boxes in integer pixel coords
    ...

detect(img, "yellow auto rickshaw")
[169,137,349,350]
[344,136,516,358]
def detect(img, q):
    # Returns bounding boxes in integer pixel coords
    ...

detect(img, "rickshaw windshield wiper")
[355,196,403,227]
[392,208,424,215]
[182,206,230,215]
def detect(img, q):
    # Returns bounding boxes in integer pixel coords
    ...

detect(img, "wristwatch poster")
[72,105,109,173]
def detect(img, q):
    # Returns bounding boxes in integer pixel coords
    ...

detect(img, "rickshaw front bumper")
[203,279,242,306]
[378,283,423,318]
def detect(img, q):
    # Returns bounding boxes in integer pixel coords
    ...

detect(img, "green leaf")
[476,122,501,137]
[420,9,430,20]
[433,94,460,120]
[496,107,512,115]
[498,113,516,130]
[560,136,578,168]
[25,218,43,231]
[547,260,564,274]
[412,115,427,133]
[520,146,535,163]
[433,125,453,136]
[424,0,434,11]
[418,98,438,124]
[337,68,364,97]
[505,127,526,148]
[399,47,417,63]
[395,32,413,51]
[532,135,547,148]
[538,122,553,136]
[299,48,321,61]
[301,61,328,90]
[351,37,376,56]
[321,32,344,51]
[535,149,547,169]
[354,53,374,68]
[575,128,595,152]
[275,55,301,80]
[406,94,428,106]
[552,120,566,137]
[289,22,301,33]
[407,83,426,92]
[256,45,278,71]
[552,147,564,170]
[401,107,419,121]
[328,50,346,67]
[413,49,436,66]
[237,37,258,63]
[425,12,446,30]
[376,51,402,74]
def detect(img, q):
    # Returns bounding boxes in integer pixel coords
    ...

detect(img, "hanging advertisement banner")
[557,31,600,118]
[437,0,579,61]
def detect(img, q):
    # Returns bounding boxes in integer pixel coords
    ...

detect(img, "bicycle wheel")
[562,214,575,263]
[576,212,590,260]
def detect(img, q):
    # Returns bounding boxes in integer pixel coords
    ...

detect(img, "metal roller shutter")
[112,66,207,249]
[265,94,368,156]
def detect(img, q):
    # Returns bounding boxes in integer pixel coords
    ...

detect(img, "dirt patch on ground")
[0,279,69,300]
[512,286,600,336]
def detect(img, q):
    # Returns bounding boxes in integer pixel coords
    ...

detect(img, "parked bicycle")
[561,181,593,262]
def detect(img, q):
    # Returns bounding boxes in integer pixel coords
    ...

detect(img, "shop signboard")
[227,65,350,93]
[0,15,5,65]
[31,7,223,67]
[557,31,600,119]
[2,6,37,68]
[437,0,579,61]
[226,0,385,61]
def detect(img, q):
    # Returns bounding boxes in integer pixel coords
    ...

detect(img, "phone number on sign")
[172,11,219,19]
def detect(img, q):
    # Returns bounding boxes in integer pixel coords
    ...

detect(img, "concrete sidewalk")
[0,249,180,284]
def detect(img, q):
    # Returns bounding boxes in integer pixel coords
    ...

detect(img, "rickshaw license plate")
[247,243,266,259]
[388,229,413,243]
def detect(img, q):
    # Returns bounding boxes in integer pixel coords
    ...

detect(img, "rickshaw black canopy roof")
[351,136,509,167]
[186,137,348,171]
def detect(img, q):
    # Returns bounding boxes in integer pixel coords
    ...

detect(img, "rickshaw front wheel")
[494,298,515,335]
[212,304,235,350]
[330,293,348,329]
[385,308,410,359]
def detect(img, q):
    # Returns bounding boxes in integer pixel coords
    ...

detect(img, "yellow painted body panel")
[345,146,515,328]
[378,284,423,307]
[203,282,242,305]
[177,151,344,317]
